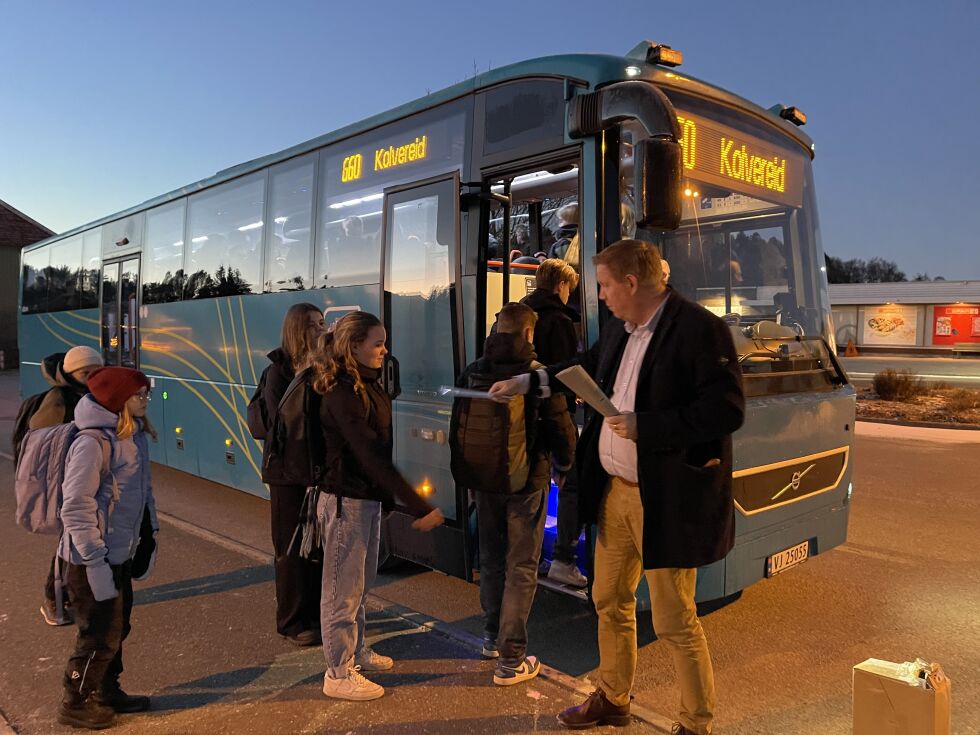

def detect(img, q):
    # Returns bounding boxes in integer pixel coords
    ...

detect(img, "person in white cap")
[28,346,104,431]
[15,345,104,627]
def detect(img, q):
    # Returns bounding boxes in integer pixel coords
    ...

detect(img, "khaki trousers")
[593,476,715,735]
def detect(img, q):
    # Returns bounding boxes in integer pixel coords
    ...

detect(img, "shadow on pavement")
[134,565,274,605]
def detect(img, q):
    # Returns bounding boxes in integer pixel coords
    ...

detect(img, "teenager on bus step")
[57,367,159,730]
[310,311,444,701]
[260,302,327,647]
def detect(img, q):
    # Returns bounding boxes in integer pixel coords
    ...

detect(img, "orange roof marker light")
[626,40,683,68]
[769,104,808,127]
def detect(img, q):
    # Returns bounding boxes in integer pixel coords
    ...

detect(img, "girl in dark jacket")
[311,311,443,702]
[261,302,326,646]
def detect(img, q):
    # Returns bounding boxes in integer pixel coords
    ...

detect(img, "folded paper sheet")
[555,366,619,418]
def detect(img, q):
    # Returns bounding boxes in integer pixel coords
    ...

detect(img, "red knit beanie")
[87,367,151,414]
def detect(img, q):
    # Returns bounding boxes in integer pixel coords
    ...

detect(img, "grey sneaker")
[481,634,499,659]
[493,655,541,686]
[322,667,385,701]
[40,598,73,627]
[354,646,393,671]
[548,560,588,588]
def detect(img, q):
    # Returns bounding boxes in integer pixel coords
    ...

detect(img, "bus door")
[477,155,589,595]
[100,257,140,368]
[380,173,465,576]
[479,157,581,347]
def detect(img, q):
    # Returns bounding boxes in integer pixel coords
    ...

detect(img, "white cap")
[64,346,104,374]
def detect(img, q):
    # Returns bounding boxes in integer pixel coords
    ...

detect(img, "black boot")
[58,691,115,730]
[102,676,150,713]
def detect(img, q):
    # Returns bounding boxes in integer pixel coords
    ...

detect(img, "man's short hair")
[535,258,580,291]
[557,202,579,226]
[593,239,663,287]
[496,302,538,334]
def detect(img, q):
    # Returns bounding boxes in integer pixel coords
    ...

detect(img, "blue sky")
[2,0,978,279]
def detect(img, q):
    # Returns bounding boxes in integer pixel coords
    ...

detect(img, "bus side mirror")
[633,137,682,230]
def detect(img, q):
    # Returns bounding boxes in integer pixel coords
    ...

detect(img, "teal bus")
[18,41,854,602]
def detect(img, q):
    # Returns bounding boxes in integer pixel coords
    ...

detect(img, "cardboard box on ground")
[853,658,951,735]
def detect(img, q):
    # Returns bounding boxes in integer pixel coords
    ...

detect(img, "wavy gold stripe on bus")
[62,311,100,326]
[36,316,79,350]
[141,362,261,479]
[45,313,99,343]
[237,297,259,386]
[227,299,263,453]
[210,300,257,455]
[225,299,250,401]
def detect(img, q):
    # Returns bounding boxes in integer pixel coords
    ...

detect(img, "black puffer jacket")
[458,332,576,472]
[317,364,433,517]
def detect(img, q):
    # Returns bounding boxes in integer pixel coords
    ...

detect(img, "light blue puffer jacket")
[59,395,158,569]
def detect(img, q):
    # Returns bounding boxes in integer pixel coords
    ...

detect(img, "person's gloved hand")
[132,532,157,581]
[86,563,118,601]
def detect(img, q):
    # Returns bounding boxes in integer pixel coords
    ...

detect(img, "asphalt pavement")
[0,369,663,735]
[2,367,978,733]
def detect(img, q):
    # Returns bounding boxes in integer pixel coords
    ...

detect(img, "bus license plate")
[766,540,810,577]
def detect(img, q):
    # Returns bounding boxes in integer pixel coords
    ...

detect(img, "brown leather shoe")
[557,689,631,729]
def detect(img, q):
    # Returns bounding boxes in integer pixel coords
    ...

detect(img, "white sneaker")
[354,646,394,671]
[493,656,541,686]
[322,667,385,701]
[548,560,588,587]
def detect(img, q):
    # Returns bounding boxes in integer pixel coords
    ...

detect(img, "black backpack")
[449,362,530,494]
[12,387,79,465]
[261,368,323,487]
[247,366,272,440]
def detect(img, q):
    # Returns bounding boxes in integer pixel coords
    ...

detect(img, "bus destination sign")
[341,135,429,184]
[675,112,803,208]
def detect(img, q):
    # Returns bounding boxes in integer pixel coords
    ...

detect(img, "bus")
[18,40,854,604]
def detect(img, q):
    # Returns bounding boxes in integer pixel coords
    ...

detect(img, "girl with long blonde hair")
[312,311,443,702]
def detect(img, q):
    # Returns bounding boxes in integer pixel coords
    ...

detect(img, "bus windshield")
[617,94,842,394]
[622,94,831,351]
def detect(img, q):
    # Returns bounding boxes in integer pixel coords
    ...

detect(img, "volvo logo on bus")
[772,463,816,501]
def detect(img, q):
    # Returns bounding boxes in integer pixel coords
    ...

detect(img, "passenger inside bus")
[548,203,578,260]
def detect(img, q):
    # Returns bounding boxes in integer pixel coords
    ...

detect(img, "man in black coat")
[490,240,744,735]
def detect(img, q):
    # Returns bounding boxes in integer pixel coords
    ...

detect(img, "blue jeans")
[318,493,381,679]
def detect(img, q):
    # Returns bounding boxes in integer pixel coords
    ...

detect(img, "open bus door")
[379,173,467,576]
[476,154,591,598]
[100,257,140,368]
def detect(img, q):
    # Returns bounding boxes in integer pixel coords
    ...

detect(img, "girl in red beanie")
[57,367,159,729]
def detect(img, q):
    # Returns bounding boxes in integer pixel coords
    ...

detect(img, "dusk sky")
[2,0,978,279]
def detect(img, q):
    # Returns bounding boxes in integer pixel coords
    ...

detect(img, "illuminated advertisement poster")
[861,304,919,346]
[932,304,980,345]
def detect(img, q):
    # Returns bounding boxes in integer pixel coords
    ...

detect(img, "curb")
[856,416,980,431]
[368,594,676,733]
